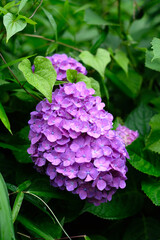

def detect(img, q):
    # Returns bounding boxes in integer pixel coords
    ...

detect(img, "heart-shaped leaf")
[3,13,27,42]
[18,56,57,102]
[79,48,111,79]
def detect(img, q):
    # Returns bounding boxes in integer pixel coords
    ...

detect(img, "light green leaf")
[127,139,160,177]
[79,48,111,78]
[142,178,160,206]
[0,173,16,240]
[151,37,160,60]
[76,73,101,96]
[12,192,24,223]
[125,103,154,137]
[18,0,28,13]
[66,69,78,83]
[0,7,8,14]
[17,215,55,240]
[114,50,129,75]
[84,9,118,26]
[82,190,143,220]
[106,68,142,98]
[43,7,57,40]
[145,114,160,154]
[18,56,57,102]
[0,101,12,134]
[145,50,160,72]
[18,15,37,25]
[3,1,19,9]
[3,13,27,42]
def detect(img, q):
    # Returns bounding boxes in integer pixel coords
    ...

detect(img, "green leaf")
[106,68,142,98]
[18,0,28,13]
[18,15,37,25]
[123,217,160,240]
[45,43,58,56]
[3,13,27,42]
[127,139,160,177]
[17,180,31,192]
[18,56,57,102]
[84,9,118,26]
[76,73,101,96]
[3,1,19,9]
[145,114,160,154]
[17,215,55,240]
[79,48,111,78]
[0,101,12,134]
[114,50,129,75]
[84,236,91,240]
[125,103,154,137]
[0,6,8,14]
[43,7,57,40]
[151,37,160,60]
[12,191,24,223]
[142,178,160,206]
[145,50,160,72]
[82,189,143,220]
[0,173,16,240]
[66,69,78,83]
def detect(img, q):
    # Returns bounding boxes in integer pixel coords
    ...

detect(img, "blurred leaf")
[17,180,31,192]
[90,32,108,54]
[0,7,8,14]
[106,68,142,98]
[84,9,118,26]
[145,50,160,72]
[18,0,28,13]
[74,3,93,13]
[3,13,27,42]
[151,37,160,60]
[127,139,160,177]
[125,103,154,137]
[123,217,160,240]
[142,177,160,206]
[82,189,143,220]
[114,50,129,75]
[84,236,91,240]
[18,56,57,102]
[79,48,111,78]
[0,173,16,240]
[66,69,77,83]
[17,215,55,240]
[46,43,58,56]
[145,114,160,154]
[12,191,24,223]
[43,7,57,40]
[0,101,12,134]
[3,1,18,9]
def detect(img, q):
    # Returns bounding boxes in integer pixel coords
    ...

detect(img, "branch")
[29,0,43,19]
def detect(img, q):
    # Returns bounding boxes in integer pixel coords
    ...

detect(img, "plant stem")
[29,0,43,19]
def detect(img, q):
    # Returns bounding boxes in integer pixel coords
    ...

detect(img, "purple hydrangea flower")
[28,82,129,206]
[32,54,87,81]
[116,124,139,146]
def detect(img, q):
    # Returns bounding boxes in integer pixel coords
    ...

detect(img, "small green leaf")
[18,15,37,25]
[18,56,57,102]
[18,0,28,13]
[45,43,58,56]
[114,50,129,75]
[84,9,118,26]
[43,7,57,40]
[3,1,18,9]
[66,69,78,83]
[79,48,111,78]
[0,173,16,240]
[0,6,8,14]
[151,37,160,60]
[142,178,160,206]
[3,13,27,42]
[145,50,160,72]
[82,189,143,220]
[12,191,24,223]
[17,215,55,240]
[17,180,31,192]
[84,236,91,240]
[0,101,12,134]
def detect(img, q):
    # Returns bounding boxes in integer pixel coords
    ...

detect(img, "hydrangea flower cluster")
[32,54,87,81]
[28,82,129,205]
[116,124,139,146]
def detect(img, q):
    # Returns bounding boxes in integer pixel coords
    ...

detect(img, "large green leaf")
[18,56,57,102]
[106,68,142,98]
[142,177,160,206]
[3,13,27,42]
[151,37,160,60]
[145,114,160,154]
[127,139,160,177]
[0,101,12,134]
[0,173,16,240]
[82,189,143,220]
[123,217,160,240]
[125,103,154,137]
[79,48,111,79]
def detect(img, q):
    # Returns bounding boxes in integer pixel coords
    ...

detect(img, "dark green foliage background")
[1,0,160,239]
